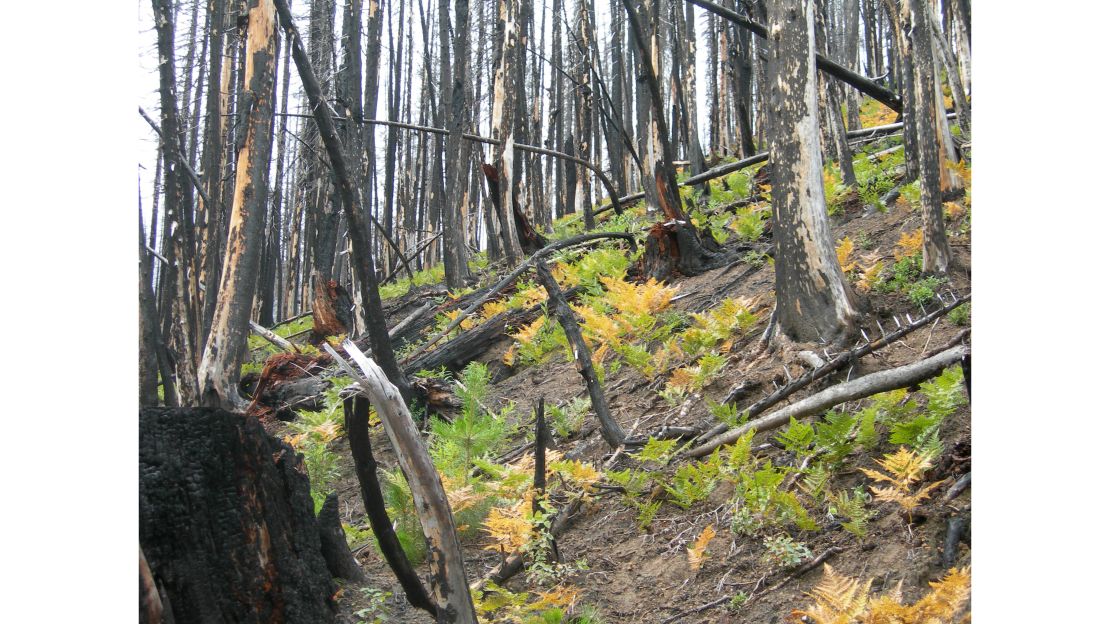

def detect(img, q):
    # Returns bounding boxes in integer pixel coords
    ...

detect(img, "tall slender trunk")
[766,0,859,343]
[197,0,279,409]
[152,0,201,405]
[490,0,524,264]
[572,0,596,229]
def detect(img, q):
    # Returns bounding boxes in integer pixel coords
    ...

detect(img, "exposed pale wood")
[687,345,969,458]
[249,320,299,353]
[325,340,478,622]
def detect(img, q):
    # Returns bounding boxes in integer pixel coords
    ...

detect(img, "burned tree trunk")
[139,407,336,622]
[311,276,353,339]
[316,493,365,581]
[196,0,279,410]
[766,0,860,343]
[343,395,436,615]
[622,0,722,280]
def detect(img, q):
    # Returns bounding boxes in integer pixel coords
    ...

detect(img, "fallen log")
[686,345,969,458]
[250,320,300,353]
[699,296,970,445]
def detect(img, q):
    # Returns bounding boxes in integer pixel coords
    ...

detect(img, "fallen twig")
[686,345,969,458]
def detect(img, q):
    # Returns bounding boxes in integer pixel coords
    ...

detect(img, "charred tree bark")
[152,0,202,406]
[441,0,473,289]
[343,395,436,616]
[490,0,525,265]
[316,493,365,581]
[766,0,860,343]
[328,341,479,623]
[139,407,336,622]
[197,0,279,410]
[276,0,413,403]
[534,262,626,449]
[622,0,721,279]
[905,0,952,274]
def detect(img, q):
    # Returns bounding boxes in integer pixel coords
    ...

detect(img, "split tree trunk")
[766,0,859,343]
[197,0,279,410]
[140,407,336,622]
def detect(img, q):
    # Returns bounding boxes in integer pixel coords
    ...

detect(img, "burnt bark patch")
[139,407,336,623]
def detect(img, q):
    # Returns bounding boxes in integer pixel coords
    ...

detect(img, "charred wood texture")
[312,277,354,338]
[139,407,336,623]
[343,395,436,615]
[316,492,365,581]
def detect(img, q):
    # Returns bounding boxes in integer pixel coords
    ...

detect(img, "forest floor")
[256,139,972,623]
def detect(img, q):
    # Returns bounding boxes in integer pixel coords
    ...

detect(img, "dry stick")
[382,233,441,285]
[386,301,434,340]
[248,320,300,353]
[686,345,970,458]
[534,260,627,449]
[699,295,971,445]
[657,546,844,624]
[942,472,971,505]
[401,232,637,362]
[471,495,586,591]
[139,106,218,214]
[324,340,478,623]
[341,395,435,615]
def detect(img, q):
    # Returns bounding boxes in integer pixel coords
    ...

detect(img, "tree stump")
[313,278,353,339]
[139,407,336,623]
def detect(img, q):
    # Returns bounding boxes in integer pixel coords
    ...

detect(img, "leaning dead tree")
[326,340,478,623]
[275,0,412,402]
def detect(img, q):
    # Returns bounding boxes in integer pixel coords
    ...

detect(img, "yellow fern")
[860,447,943,515]
[856,256,885,292]
[790,565,970,624]
[687,524,717,571]
[480,300,509,322]
[483,496,534,553]
[895,230,924,260]
[837,237,857,273]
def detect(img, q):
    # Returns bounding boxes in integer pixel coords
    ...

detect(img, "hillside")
[247,140,973,623]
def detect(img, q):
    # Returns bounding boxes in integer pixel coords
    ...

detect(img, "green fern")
[829,487,876,538]
[777,417,816,456]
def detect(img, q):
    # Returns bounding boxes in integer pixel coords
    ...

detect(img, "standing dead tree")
[275,0,412,402]
[196,0,279,409]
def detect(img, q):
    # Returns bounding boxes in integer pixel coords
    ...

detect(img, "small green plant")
[906,275,944,307]
[762,535,812,569]
[947,302,970,326]
[635,500,662,531]
[546,397,590,439]
[354,586,393,624]
[429,362,512,479]
[829,487,876,538]
[728,591,750,612]
[776,417,816,457]
[570,604,607,624]
[708,400,746,429]
[664,457,722,509]
[742,249,768,267]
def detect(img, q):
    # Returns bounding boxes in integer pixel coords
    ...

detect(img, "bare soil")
[269,195,972,623]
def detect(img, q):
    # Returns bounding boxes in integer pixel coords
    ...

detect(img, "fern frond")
[687,524,717,571]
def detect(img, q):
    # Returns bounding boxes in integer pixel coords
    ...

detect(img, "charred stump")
[139,407,336,623]
[316,493,365,581]
[312,277,353,339]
